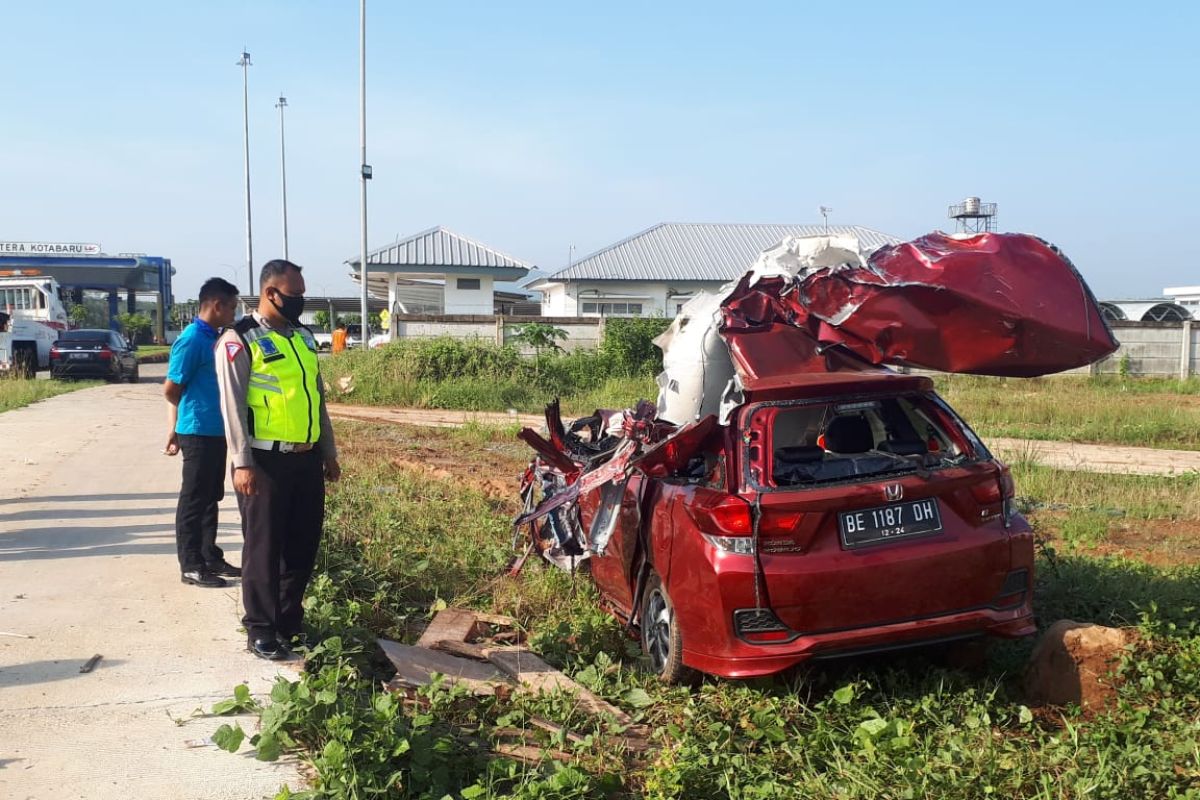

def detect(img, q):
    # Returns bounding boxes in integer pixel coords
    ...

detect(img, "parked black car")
[50,329,140,382]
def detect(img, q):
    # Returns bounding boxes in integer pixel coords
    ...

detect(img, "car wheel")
[640,570,697,685]
[127,365,140,383]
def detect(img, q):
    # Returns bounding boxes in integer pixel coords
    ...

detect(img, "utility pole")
[819,205,833,234]
[276,94,290,260]
[238,50,254,294]
[358,0,372,347]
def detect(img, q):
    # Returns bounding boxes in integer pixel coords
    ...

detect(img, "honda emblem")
[884,484,904,502]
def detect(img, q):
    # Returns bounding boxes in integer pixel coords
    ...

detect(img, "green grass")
[324,337,658,414]
[213,425,1200,799]
[327,340,1200,451]
[0,376,98,413]
[938,374,1200,450]
[1010,462,1200,520]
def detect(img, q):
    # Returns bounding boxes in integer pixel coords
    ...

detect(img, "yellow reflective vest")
[234,318,322,444]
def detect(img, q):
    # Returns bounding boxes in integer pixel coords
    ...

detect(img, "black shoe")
[248,636,291,661]
[181,569,227,588]
[206,560,242,578]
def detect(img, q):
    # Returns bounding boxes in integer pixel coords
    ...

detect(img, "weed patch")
[939,374,1200,449]
[0,376,98,413]
[218,422,1200,798]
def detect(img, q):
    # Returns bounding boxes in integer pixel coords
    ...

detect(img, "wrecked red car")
[516,232,1117,683]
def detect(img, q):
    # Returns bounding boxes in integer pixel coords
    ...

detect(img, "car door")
[111,332,131,376]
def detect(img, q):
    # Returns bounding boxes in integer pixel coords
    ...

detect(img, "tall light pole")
[276,94,290,260]
[358,0,372,347]
[238,50,254,295]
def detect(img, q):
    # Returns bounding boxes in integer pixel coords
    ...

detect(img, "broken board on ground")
[378,607,651,758]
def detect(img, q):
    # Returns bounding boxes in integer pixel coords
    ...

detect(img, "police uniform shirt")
[214,311,338,469]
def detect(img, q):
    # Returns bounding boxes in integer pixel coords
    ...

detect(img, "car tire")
[127,365,140,383]
[640,570,697,685]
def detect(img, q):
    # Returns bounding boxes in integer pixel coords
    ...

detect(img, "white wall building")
[348,227,534,322]
[1165,286,1200,312]
[531,222,901,318]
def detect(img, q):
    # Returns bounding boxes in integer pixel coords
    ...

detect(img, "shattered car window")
[761,394,969,488]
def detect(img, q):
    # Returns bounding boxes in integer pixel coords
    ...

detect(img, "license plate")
[69,352,91,360]
[839,498,942,549]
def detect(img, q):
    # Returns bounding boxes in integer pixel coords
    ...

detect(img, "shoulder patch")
[258,336,280,357]
[225,341,244,362]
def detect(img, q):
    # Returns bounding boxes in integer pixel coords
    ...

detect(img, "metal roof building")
[347,226,533,319]
[1099,300,1191,323]
[534,222,901,318]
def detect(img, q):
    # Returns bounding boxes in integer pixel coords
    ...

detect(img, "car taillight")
[687,493,752,536]
[970,465,1017,523]
[50,348,61,360]
[97,348,113,361]
[688,494,805,554]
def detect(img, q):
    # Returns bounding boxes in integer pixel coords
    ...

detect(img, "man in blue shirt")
[164,277,241,587]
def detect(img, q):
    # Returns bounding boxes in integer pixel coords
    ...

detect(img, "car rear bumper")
[51,362,118,378]
[682,603,1035,678]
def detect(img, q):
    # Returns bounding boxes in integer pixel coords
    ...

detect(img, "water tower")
[947,196,997,233]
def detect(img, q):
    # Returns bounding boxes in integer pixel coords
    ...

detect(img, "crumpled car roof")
[655,231,1118,425]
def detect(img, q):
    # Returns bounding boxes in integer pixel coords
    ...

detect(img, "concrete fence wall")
[393,314,603,355]
[392,316,1200,379]
[1073,321,1199,378]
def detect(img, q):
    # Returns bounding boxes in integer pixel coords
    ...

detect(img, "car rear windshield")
[752,394,976,489]
[59,331,110,342]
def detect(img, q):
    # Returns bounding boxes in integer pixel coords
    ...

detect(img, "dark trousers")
[236,448,325,640]
[175,434,227,572]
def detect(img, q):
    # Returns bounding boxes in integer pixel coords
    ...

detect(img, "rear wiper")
[867,449,930,479]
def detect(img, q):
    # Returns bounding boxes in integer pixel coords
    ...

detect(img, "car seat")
[823,415,874,454]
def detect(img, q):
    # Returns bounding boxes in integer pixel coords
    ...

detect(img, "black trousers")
[175,434,227,572]
[236,448,325,640]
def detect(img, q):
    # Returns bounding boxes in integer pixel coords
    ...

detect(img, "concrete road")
[0,364,303,799]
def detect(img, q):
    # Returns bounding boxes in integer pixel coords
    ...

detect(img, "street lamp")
[237,50,254,295]
[358,0,372,348]
[276,94,290,260]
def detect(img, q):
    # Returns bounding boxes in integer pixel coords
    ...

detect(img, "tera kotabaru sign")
[0,241,102,255]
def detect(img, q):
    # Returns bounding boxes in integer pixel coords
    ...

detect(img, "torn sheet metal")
[515,404,719,569]
[655,231,1118,424]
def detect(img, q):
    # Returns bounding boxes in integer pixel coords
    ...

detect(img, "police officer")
[215,259,341,660]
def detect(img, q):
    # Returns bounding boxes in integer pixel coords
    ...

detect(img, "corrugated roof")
[548,222,902,282]
[352,226,534,270]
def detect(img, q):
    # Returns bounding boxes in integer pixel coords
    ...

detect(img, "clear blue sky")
[2,1,1196,300]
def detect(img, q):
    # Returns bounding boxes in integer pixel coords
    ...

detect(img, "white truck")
[0,276,69,377]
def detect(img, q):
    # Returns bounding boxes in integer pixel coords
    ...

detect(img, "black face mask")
[270,290,306,324]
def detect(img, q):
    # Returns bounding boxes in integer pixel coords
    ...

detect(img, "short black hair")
[198,277,240,306]
[259,259,302,289]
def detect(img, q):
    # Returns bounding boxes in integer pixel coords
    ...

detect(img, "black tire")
[127,364,140,383]
[640,570,698,685]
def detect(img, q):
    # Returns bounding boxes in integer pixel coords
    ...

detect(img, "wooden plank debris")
[382,607,652,757]
[415,607,482,649]
[378,639,508,696]
[491,742,573,764]
[487,648,637,728]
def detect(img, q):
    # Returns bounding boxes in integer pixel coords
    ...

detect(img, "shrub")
[599,317,671,376]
